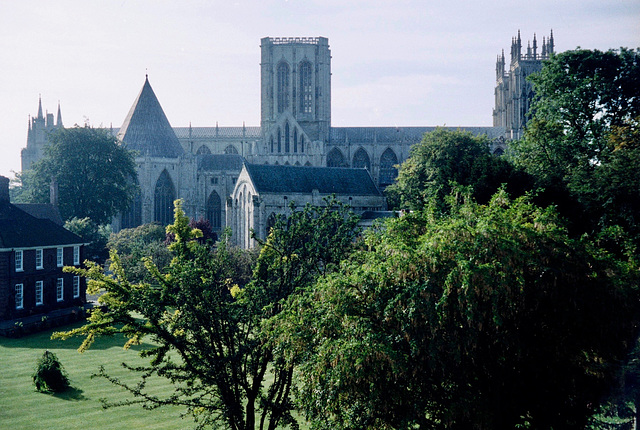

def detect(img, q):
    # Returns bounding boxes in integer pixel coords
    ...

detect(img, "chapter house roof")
[117,76,185,158]
[244,163,382,196]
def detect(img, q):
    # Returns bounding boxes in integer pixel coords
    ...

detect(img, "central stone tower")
[260,37,331,146]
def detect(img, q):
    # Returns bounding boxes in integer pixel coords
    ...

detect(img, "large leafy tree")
[508,48,640,241]
[386,129,528,211]
[273,189,640,430]
[56,198,360,430]
[106,223,173,284]
[19,126,137,225]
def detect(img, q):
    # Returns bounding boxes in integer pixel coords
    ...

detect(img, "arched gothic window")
[266,212,277,235]
[327,148,347,168]
[352,148,371,170]
[121,190,142,229]
[300,135,305,153]
[270,136,274,153]
[293,128,298,153]
[379,148,399,187]
[154,170,176,225]
[196,145,211,155]
[277,127,282,153]
[277,62,290,114]
[299,61,313,114]
[285,122,290,153]
[206,190,222,231]
[224,145,239,154]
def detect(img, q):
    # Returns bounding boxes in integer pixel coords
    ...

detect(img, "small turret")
[533,33,537,58]
[548,29,554,54]
[496,50,505,81]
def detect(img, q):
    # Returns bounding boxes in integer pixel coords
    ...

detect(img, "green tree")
[386,129,528,211]
[20,126,137,225]
[107,223,172,284]
[508,48,640,242]
[64,217,111,263]
[55,198,359,430]
[33,350,70,393]
[272,189,640,430]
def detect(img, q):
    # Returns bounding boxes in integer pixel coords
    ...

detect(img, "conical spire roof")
[117,76,184,158]
[56,101,63,127]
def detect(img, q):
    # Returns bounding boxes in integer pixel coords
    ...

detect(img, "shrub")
[33,350,70,393]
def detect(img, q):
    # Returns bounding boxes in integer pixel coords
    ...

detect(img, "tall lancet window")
[277,127,282,153]
[206,190,222,231]
[285,122,290,153]
[154,170,176,225]
[299,61,313,114]
[277,62,290,114]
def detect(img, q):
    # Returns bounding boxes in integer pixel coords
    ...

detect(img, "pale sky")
[1,0,638,178]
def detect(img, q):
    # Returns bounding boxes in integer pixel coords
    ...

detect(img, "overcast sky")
[1,0,638,178]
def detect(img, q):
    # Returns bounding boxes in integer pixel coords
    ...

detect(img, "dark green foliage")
[273,189,640,430]
[386,128,530,211]
[19,126,137,225]
[509,48,640,245]
[64,217,110,263]
[107,223,172,284]
[33,350,70,393]
[55,198,358,430]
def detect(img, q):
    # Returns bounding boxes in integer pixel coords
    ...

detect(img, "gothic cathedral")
[22,33,550,248]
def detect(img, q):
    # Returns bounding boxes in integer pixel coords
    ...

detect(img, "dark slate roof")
[117,77,185,158]
[197,154,245,172]
[245,163,382,196]
[0,202,83,249]
[330,126,505,144]
[174,126,262,139]
[14,204,63,226]
[360,211,397,221]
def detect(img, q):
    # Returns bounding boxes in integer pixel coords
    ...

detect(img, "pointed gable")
[117,76,184,158]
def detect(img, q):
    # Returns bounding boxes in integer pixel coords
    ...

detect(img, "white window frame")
[73,276,80,298]
[73,246,80,266]
[56,278,64,302]
[15,250,23,272]
[15,284,23,309]
[35,281,44,305]
[36,248,43,270]
[57,247,64,267]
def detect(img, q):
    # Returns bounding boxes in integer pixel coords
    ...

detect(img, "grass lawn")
[0,322,194,430]
[0,322,311,430]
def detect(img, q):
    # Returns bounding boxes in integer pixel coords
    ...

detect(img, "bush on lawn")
[33,350,70,393]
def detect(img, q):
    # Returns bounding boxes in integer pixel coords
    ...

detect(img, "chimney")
[50,177,59,207]
[0,176,10,202]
